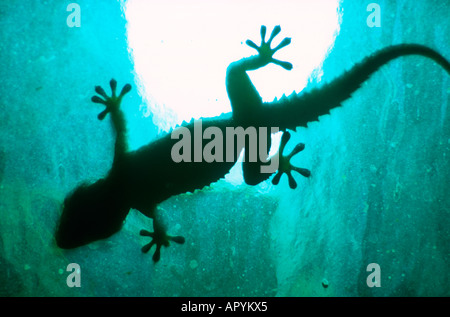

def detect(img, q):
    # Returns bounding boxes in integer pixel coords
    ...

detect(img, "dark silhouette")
[56,26,450,262]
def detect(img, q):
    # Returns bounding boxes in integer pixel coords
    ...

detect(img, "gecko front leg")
[140,209,185,262]
[93,80,184,262]
[91,79,131,165]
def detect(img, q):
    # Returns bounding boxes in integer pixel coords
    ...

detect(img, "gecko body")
[56,26,450,262]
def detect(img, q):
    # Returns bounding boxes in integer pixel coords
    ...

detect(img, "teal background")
[0,0,448,296]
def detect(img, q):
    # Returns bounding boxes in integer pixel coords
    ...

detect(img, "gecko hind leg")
[272,132,311,189]
[140,212,185,262]
[246,25,293,70]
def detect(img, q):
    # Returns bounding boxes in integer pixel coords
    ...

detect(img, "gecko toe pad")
[272,131,311,189]
[91,79,132,120]
[246,25,293,70]
[139,229,185,263]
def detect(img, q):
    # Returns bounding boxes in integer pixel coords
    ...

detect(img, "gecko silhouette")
[56,26,450,262]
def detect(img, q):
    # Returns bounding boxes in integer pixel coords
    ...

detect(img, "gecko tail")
[261,44,450,131]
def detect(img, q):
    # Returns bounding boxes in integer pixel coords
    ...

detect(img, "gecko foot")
[272,131,311,189]
[140,221,185,262]
[246,25,293,70]
[91,79,132,120]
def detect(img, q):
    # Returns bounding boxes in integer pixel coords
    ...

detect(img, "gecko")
[56,26,450,262]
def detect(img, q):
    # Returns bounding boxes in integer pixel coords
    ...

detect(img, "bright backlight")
[124,0,341,131]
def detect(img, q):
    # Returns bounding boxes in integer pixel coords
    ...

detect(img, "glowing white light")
[124,0,341,131]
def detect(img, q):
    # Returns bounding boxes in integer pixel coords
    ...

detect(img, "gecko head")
[56,178,129,249]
